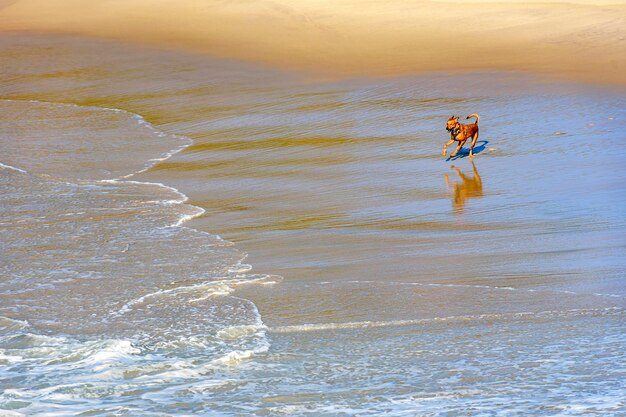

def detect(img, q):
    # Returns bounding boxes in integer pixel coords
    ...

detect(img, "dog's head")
[446,116,459,132]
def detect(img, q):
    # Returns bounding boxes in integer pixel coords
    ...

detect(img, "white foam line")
[0,161,28,174]
[172,206,206,228]
[101,179,187,202]
[270,307,624,334]
[115,139,192,180]
[593,292,624,298]
[111,275,280,317]
[345,280,625,300]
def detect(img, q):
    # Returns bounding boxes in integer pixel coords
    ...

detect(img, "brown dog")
[443,113,480,158]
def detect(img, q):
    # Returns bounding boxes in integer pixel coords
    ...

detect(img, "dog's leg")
[450,140,465,158]
[469,132,479,159]
[442,138,454,156]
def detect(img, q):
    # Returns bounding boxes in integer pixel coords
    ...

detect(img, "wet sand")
[1,33,625,415]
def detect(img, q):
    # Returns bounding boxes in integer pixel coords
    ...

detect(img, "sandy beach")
[1,0,625,84]
[1,2,625,415]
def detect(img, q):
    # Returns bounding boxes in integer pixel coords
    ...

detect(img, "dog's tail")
[466,113,480,124]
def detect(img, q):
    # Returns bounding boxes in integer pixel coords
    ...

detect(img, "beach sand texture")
[0,0,625,84]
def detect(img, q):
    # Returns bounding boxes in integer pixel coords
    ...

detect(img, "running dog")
[443,113,480,158]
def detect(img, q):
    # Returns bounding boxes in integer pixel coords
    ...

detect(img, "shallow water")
[1,34,625,416]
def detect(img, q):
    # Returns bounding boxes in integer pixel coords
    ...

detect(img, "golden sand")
[1,0,624,84]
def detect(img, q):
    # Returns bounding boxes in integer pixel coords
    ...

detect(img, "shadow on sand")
[446,140,489,162]
[444,160,484,214]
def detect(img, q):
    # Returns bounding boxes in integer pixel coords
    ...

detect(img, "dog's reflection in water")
[444,161,483,214]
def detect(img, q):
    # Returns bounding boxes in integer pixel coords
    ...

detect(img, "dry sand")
[0,0,624,85]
